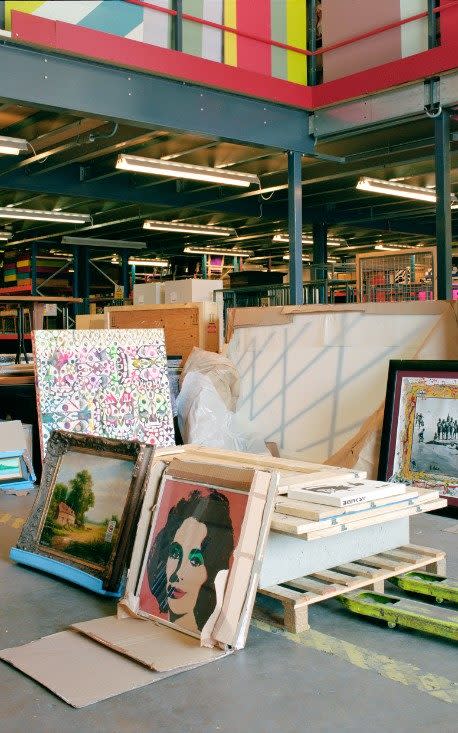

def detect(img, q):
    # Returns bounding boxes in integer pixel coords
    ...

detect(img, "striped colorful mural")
[3,0,308,85]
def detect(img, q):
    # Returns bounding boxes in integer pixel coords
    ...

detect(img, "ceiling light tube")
[129,258,169,268]
[0,207,90,224]
[357,176,458,205]
[183,246,253,257]
[0,232,12,241]
[283,255,312,262]
[0,135,29,156]
[117,154,260,188]
[144,220,236,237]
[62,236,146,249]
[273,234,345,247]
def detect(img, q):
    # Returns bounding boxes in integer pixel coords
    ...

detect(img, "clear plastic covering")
[180,347,239,411]
[177,349,268,454]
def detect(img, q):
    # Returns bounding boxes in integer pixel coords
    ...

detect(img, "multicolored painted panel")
[33,329,175,454]
[3,0,308,84]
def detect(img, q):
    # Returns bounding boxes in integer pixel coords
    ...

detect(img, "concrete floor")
[0,491,456,733]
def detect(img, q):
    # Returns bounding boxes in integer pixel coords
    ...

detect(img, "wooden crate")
[258,544,446,633]
[105,302,219,362]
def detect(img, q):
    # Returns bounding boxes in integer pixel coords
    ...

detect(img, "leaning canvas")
[11,431,153,595]
[33,329,175,455]
[378,360,458,505]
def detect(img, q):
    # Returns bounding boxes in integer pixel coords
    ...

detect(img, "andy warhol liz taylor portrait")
[138,479,248,635]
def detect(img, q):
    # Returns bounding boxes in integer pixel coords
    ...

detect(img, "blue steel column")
[307,0,318,86]
[79,245,90,313]
[173,0,183,52]
[435,109,452,300]
[313,221,328,304]
[288,151,303,305]
[121,249,130,299]
[30,242,38,295]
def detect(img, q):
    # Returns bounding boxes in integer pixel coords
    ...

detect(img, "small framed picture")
[378,360,458,504]
[0,456,23,483]
[15,431,153,591]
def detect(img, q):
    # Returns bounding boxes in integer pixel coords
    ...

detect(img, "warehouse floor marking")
[0,513,25,529]
[252,619,458,705]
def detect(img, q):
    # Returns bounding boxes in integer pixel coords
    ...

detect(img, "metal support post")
[30,242,38,295]
[232,256,240,273]
[312,221,328,304]
[307,0,317,86]
[173,0,183,52]
[435,109,452,300]
[202,255,208,279]
[71,245,80,318]
[77,246,90,314]
[121,250,130,299]
[428,0,438,49]
[288,151,303,305]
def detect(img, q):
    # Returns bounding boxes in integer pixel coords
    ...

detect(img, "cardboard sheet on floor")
[0,631,177,708]
[71,616,227,670]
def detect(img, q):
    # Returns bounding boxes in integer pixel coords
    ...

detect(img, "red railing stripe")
[124,0,458,60]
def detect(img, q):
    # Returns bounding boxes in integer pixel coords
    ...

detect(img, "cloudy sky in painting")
[53,451,133,523]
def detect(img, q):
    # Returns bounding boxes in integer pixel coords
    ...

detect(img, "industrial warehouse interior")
[0,2,457,732]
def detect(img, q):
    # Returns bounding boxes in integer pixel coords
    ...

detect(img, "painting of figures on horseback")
[379,361,458,503]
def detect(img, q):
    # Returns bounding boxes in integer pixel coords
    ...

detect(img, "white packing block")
[259,517,410,587]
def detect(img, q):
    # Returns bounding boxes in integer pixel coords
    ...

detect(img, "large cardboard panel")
[71,616,227,671]
[0,631,172,708]
[227,303,458,473]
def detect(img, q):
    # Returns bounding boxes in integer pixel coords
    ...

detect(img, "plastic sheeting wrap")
[177,349,268,454]
[180,347,240,411]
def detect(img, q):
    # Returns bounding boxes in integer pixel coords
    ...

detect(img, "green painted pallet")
[339,591,458,642]
[389,571,458,604]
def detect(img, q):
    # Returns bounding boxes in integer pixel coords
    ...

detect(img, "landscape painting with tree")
[39,451,134,570]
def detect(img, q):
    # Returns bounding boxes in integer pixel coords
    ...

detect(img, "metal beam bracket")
[424,77,442,119]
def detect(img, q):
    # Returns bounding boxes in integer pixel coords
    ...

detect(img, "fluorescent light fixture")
[183,246,253,257]
[144,220,236,237]
[129,258,169,268]
[0,207,90,224]
[116,154,260,188]
[0,135,29,156]
[0,231,12,241]
[374,244,403,251]
[283,254,312,262]
[273,234,345,247]
[62,237,146,249]
[357,176,458,205]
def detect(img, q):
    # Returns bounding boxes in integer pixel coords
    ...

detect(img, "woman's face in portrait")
[165,517,208,620]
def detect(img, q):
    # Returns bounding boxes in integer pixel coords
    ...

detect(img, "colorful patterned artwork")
[33,329,175,454]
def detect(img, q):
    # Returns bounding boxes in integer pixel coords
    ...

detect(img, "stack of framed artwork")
[33,329,175,456]
[378,360,458,506]
[3,447,277,706]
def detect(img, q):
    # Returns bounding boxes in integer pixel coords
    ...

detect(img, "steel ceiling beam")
[0,164,260,218]
[0,42,313,154]
[311,72,458,140]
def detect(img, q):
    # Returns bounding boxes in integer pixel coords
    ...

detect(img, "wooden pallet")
[257,544,446,633]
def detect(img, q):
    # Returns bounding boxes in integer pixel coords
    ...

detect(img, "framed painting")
[378,360,458,505]
[136,476,249,638]
[14,431,153,592]
[0,456,23,483]
[33,328,175,456]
